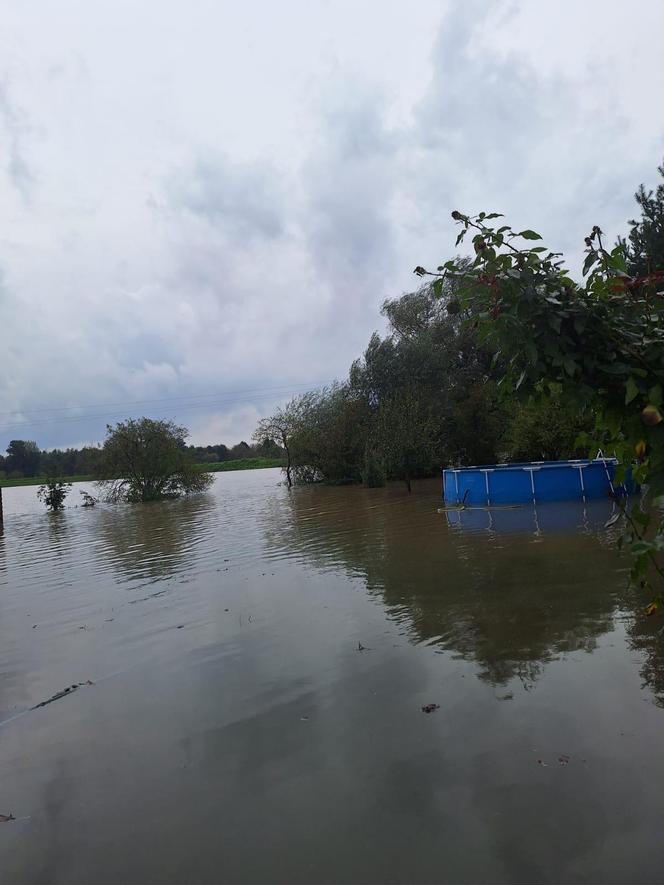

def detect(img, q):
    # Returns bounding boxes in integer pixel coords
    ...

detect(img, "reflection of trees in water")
[45,511,72,560]
[95,494,216,584]
[622,585,664,707]
[261,480,625,687]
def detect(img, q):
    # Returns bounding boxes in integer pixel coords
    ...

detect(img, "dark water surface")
[1,470,664,884]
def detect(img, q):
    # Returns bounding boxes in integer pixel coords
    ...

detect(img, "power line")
[0,380,331,418]
[0,381,334,435]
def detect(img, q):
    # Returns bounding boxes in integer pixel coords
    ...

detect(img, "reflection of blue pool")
[443,459,622,506]
[444,499,618,535]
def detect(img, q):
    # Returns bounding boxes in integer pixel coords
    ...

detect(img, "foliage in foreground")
[96,418,213,503]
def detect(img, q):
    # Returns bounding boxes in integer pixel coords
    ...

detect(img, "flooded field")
[1,469,664,883]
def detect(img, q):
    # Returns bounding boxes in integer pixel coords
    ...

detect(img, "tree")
[96,418,213,503]
[6,440,41,477]
[252,398,309,488]
[350,284,508,469]
[253,437,282,459]
[228,441,253,460]
[37,479,71,512]
[620,159,664,277]
[287,386,368,485]
[375,389,437,493]
[507,399,592,462]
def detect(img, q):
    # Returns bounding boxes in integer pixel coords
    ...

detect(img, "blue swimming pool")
[442,459,623,506]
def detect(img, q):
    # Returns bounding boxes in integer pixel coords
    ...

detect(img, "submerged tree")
[37,479,72,512]
[375,389,437,493]
[252,401,301,488]
[96,418,213,503]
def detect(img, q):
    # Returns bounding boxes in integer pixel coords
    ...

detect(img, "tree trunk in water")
[285,446,292,489]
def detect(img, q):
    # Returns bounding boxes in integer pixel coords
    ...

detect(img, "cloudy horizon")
[1,0,663,452]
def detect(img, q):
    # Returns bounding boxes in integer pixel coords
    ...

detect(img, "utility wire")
[0,380,332,418]
[0,381,334,434]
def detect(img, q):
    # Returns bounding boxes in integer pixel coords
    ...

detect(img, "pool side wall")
[442,460,618,506]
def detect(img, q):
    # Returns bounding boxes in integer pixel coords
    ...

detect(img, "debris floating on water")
[31,681,94,710]
[421,703,440,714]
[0,813,16,823]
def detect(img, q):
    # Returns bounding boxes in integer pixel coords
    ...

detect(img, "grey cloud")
[404,1,662,268]
[0,82,33,198]
[300,85,399,329]
[167,155,285,241]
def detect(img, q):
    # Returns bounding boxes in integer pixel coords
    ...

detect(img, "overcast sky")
[1,0,663,451]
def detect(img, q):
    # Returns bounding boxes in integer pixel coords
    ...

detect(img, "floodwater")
[1,470,664,884]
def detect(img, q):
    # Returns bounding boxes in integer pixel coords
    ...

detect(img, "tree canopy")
[255,277,584,489]
[96,418,213,503]
[621,159,664,277]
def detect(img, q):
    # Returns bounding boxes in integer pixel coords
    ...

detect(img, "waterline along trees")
[252,399,304,488]
[96,418,213,503]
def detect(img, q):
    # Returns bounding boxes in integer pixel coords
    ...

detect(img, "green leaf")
[518,230,542,240]
[563,356,577,377]
[649,385,663,407]
[625,376,639,405]
[582,252,599,276]
[631,508,650,527]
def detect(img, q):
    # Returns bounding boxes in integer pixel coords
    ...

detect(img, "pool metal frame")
[442,458,622,507]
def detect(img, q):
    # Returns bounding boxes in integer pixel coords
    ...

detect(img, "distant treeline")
[0,437,282,480]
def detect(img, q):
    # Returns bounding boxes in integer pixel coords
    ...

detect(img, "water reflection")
[261,481,626,687]
[444,498,618,535]
[94,493,218,586]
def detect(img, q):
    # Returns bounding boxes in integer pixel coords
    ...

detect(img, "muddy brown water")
[1,470,663,884]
